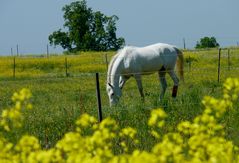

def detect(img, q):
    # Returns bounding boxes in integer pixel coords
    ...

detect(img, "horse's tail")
[175,48,184,82]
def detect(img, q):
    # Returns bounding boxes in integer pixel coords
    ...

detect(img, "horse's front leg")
[119,75,130,90]
[134,74,144,101]
[158,70,167,101]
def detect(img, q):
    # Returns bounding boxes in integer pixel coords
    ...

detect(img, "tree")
[49,0,125,52]
[195,37,220,49]
[48,30,72,51]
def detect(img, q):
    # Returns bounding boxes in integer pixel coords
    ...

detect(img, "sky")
[0,0,239,55]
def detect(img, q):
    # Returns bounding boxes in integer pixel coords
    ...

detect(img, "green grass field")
[0,48,239,151]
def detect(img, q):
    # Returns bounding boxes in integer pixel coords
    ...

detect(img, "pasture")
[0,48,239,151]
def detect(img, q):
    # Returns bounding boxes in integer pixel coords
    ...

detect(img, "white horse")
[106,43,184,106]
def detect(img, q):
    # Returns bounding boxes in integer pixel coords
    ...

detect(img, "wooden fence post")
[47,44,49,58]
[11,48,13,56]
[217,48,221,83]
[65,57,68,77]
[16,45,19,56]
[183,38,186,49]
[227,49,230,71]
[13,57,16,78]
[96,73,103,122]
[105,53,108,70]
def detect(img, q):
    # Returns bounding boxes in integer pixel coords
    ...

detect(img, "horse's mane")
[107,46,137,84]
[107,52,119,84]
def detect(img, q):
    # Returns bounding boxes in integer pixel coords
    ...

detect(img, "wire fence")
[1,48,238,78]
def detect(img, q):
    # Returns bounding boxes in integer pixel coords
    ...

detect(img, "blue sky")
[0,0,239,55]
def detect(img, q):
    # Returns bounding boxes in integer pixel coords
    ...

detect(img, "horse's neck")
[109,58,123,89]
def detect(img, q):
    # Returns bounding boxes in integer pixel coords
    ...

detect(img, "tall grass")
[0,48,239,149]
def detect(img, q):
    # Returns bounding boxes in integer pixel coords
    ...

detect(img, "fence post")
[47,44,49,58]
[217,48,221,83]
[227,49,230,71]
[13,57,16,78]
[96,73,103,122]
[16,45,19,56]
[105,53,108,70]
[11,48,13,56]
[65,57,68,77]
[183,38,186,49]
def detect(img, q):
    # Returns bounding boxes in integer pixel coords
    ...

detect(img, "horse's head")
[106,83,122,106]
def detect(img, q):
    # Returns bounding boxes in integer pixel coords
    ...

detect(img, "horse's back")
[129,43,178,72]
[140,43,178,55]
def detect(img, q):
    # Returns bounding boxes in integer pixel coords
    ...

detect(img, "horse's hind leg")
[158,69,167,101]
[134,74,145,101]
[168,70,179,98]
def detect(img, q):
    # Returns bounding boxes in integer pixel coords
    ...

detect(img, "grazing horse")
[106,43,184,106]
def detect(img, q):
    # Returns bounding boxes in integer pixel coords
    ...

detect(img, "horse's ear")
[108,83,114,89]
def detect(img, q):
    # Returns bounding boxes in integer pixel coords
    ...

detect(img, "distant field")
[0,51,115,79]
[0,48,239,150]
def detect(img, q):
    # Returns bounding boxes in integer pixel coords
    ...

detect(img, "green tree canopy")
[195,37,220,49]
[49,0,125,52]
